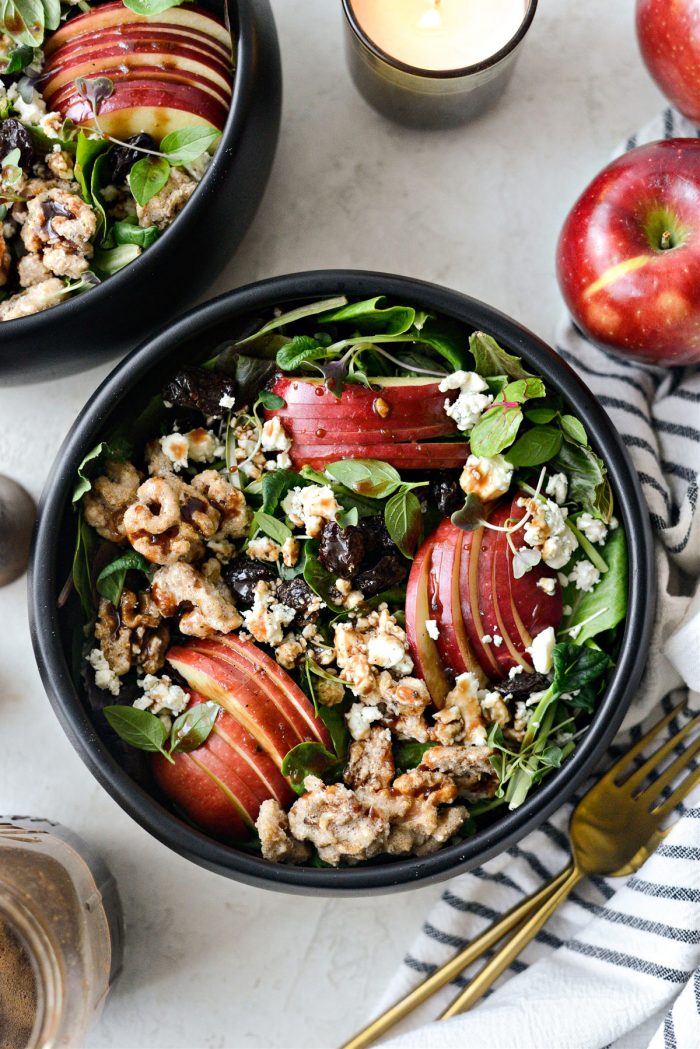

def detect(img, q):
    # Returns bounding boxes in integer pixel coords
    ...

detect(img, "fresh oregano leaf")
[103,706,171,758]
[257,390,286,410]
[282,741,343,795]
[337,506,359,528]
[129,155,170,206]
[325,459,402,499]
[252,510,292,545]
[505,425,562,467]
[384,489,422,558]
[170,701,220,753]
[0,45,34,74]
[560,415,588,446]
[96,550,156,607]
[161,125,221,165]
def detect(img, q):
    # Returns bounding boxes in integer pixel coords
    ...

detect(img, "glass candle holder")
[0,818,123,1048]
[342,0,538,129]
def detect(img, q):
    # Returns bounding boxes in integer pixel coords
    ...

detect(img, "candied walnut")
[386,802,468,858]
[124,475,219,565]
[344,727,395,793]
[393,768,458,806]
[288,777,388,866]
[378,673,431,715]
[421,745,499,801]
[315,676,345,707]
[0,278,65,321]
[151,561,242,637]
[21,189,96,278]
[275,635,305,670]
[430,672,487,746]
[93,590,169,679]
[192,470,250,541]
[83,460,143,543]
[162,366,237,418]
[0,229,10,287]
[17,253,50,288]
[46,149,74,181]
[390,711,430,743]
[136,167,196,230]
[256,799,311,864]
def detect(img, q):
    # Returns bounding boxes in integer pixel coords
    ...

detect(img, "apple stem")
[660,230,673,250]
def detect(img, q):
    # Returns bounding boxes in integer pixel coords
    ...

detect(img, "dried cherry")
[162,367,237,418]
[318,522,365,579]
[0,118,33,169]
[109,134,156,184]
[496,672,551,701]
[223,558,277,606]
[430,471,463,517]
[355,554,407,597]
[277,578,321,624]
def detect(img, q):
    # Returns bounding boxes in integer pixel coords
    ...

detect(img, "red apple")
[428,520,485,682]
[45,2,231,55]
[501,497,562,641]
[44,26,231,65]
[46,66,231,112]
[289,441,470,472]
[636,0,700,124]
[154,747,253,839]
[557,139,700,366]
[405,534,452,707]
[58,79,227,135]
[268,376,458,434]
[476,504,528,675]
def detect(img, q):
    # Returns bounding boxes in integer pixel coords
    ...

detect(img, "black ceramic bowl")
[29,271,655,895]
[0,0,281,386]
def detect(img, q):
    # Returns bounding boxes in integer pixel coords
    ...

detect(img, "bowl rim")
[29,269,656,895]
[0,0,249,338]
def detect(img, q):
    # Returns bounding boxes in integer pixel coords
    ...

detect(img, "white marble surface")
[0,1,665,1046]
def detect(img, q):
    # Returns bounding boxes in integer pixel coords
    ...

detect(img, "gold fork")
[342,698,700,1048]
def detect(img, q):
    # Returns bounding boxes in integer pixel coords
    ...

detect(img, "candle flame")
[418,0,442,31]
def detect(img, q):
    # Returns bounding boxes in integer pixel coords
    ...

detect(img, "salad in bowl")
[69,293,628,869]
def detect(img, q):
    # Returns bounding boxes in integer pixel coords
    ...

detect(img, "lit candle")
[342,0,538,128]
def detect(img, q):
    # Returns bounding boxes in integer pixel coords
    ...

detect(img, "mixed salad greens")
[70,294,628,866]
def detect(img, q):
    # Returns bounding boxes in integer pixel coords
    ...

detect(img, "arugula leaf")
[160,125,221,164]
[129,155,170,206]
[553,437,611,521]
[236,296,348,346]
[72,511,95,620]
[113,220,159,249]
[317,296,415,335]
[384,489,422,557]
[562,527,628,643]
[394,740,437,773]
[170,701,220,753]
[276,335,329,372]
[281,742,342,795]
[505,425,563,467]
[251,511,292,545]
[325,459,401,499]
[103,706,172,760]
[96,550,156,607]
[92,243,141,276]
[469,332,532,379]
[470,403,523,457]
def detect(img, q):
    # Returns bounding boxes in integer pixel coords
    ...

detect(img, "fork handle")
[340,865,573,1049]
[440,866,583,1019]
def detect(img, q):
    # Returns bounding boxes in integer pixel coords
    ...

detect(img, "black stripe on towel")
[627,878,700,903]
[567,942,690,983]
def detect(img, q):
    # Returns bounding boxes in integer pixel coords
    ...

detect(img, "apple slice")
[166,646,306,766]
[47,67,231,112]
[405,534,451,707]
[44,26,231,66]
[278,421,456,443]
[57,80,227,135]
[289,441,470,472]
[191,635,331,748]
[269,376,457,433]
[429,520,487,683]
[208,705,295,809]
[45,2,232,55]
[476,503,530,675]
[153,745,253,839]
[457,524,503,679]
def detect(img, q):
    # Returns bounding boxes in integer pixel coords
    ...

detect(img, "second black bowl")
[29,270,655,894]
[0,0,281,385]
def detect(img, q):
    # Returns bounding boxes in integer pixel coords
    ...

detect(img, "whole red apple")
[556,139,700,366]
[636,0,700,123]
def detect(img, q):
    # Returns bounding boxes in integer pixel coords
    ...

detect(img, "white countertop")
[0,1,664,1046]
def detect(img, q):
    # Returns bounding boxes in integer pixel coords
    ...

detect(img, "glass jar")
[0,818,123,1049]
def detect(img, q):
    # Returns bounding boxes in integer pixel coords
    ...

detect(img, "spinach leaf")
[281,742,342,795]
[469,332,532,379]
[325,459,401,499]
[129,155,170,206]
[0,44,34,74]
[552,437,611,521]
[96,550,155,607]
[318,296,415,335]
[394,740,437,773]
[303,540,345,613]
[73,442,108,503]
[384,489,422,557]
[170,701,220,753]
[470,403,523,456]
[260,469,305,513]
[103,706,172,760]
[74,132,110,206]
[237,296,348,346]
[552,642,610,694]
[210,348,278,406]
[93,243,141,276]
[72,511,95,620]
[505,425,562,467]
[525,407,558,424]
[161,125,220,165]
[562,527,628,643]
[318,704,351,760]
[113,220,159,249]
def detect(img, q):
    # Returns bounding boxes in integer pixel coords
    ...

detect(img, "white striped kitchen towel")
[375,109,700,1049]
